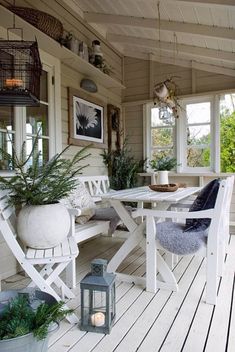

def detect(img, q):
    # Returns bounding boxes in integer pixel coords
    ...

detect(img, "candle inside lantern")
[90,312,105,327]
[5,79,23,88]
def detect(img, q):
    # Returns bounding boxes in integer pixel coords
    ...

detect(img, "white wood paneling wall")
[0,0,123,280]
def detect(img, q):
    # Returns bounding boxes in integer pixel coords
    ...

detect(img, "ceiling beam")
[107,33,235,64]
[124,49,235,77]
[84,12,235,41]
[174,0,235,6]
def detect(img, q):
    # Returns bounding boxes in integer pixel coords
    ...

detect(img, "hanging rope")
[157,1,161,63]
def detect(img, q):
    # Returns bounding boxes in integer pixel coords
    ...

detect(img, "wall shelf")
[0,5,125,90]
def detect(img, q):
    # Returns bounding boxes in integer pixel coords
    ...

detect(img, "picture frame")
[68,88,107,148]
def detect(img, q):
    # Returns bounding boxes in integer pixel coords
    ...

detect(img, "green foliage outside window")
[220,111,235,172]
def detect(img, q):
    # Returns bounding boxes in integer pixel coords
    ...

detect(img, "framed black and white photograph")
[68,88,107,148]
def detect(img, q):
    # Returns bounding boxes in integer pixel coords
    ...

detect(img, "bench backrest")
[78,175,110,202]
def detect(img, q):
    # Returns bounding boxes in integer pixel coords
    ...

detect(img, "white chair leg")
[66,259,76,289]
[206,252,218,305]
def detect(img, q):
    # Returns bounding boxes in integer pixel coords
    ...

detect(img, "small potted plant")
[149,156,177,184]
[0,136,90,249]
[0,290,73,352]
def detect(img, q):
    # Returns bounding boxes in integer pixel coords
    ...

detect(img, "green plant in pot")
[0,136,90,249]
[149,155,177,185]
[101,139,146,190]
[0,291,73,352]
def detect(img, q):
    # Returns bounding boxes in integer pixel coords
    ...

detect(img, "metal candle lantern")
[80,259,116,334]
[0,40,42,106]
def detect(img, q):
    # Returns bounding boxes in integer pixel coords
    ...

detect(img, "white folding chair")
[135,176,234,305]
[0,190,79,324]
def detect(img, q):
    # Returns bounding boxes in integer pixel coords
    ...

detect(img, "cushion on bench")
[91,206,132,235]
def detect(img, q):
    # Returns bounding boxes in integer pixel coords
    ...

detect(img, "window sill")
[139,172,235,178]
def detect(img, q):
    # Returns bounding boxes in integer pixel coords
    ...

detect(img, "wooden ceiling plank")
[124,49,235,77]
[84,12,235,41]
[173,0,235,7]
[108,33,235,63]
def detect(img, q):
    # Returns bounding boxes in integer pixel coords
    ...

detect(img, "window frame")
[144,90,234,175]
[178,95,215,173]
[143,103,176,171]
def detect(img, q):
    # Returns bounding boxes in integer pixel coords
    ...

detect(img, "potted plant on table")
[0,290,73,352]
[149,155,177,185]
[0,137,90,249]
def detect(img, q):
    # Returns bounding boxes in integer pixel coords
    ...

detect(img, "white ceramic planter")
[157,170,169,185]
[17,203,70,249]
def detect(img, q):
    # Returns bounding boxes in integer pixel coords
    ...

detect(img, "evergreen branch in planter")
[0,136,91,207]
[0,296,73,341]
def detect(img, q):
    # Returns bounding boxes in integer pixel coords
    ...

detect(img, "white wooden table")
[101,186,200,293]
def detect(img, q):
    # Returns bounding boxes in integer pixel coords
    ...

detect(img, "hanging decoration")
[153,3,180,119]
[0,5,42,107]
[153,77,180,119]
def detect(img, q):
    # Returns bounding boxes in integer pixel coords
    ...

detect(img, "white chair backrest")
[0,189,25,263]
[78,175,110,197]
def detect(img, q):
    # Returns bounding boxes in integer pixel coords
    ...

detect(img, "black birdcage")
[0,40,42,106]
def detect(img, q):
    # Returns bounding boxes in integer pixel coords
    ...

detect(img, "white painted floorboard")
[2,235,235,352]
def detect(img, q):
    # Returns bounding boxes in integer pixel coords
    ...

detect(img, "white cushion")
[61,182,96,224]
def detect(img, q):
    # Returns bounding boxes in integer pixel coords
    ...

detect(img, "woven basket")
[149,183,179,192]
[9,7,63,41]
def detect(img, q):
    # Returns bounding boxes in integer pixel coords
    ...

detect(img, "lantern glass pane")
[82,288,107,328]
[111,284,116,321]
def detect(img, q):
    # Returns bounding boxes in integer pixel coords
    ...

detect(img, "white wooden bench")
[66,175,112,287]
[78,175,110,203]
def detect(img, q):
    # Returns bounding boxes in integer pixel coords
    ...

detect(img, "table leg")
[107,199,145,273]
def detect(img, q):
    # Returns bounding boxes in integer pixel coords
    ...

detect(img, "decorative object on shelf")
[149,155,177,185]
[67,34,80,54]
[153,77,180,119]
[80,259,116,334]
[89,39,111,75]
[0,289,73,352]
[8,6,63,41]
[68,87,107,149]
[89,40,103,66]
[149,183,179,192]
[80,78,98,93]
[0,6,42,106]
[107,104,121,153]
[0,132,90,248]
[79,41,89,61]
[0,40,42,106]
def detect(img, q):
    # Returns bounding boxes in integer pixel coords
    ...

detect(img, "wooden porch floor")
[2,233,235,352]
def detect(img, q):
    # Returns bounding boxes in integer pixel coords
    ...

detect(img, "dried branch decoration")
[153,77,181,118]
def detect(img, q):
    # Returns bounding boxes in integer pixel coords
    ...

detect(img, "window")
[0,54,61,172]
[144,104,176,165]
[180,96,213,172]
[144,92,235,174]
[220,94,235,173]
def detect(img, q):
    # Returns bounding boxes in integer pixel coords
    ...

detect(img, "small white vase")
[157,170,169,185]
[17,203,70,249]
